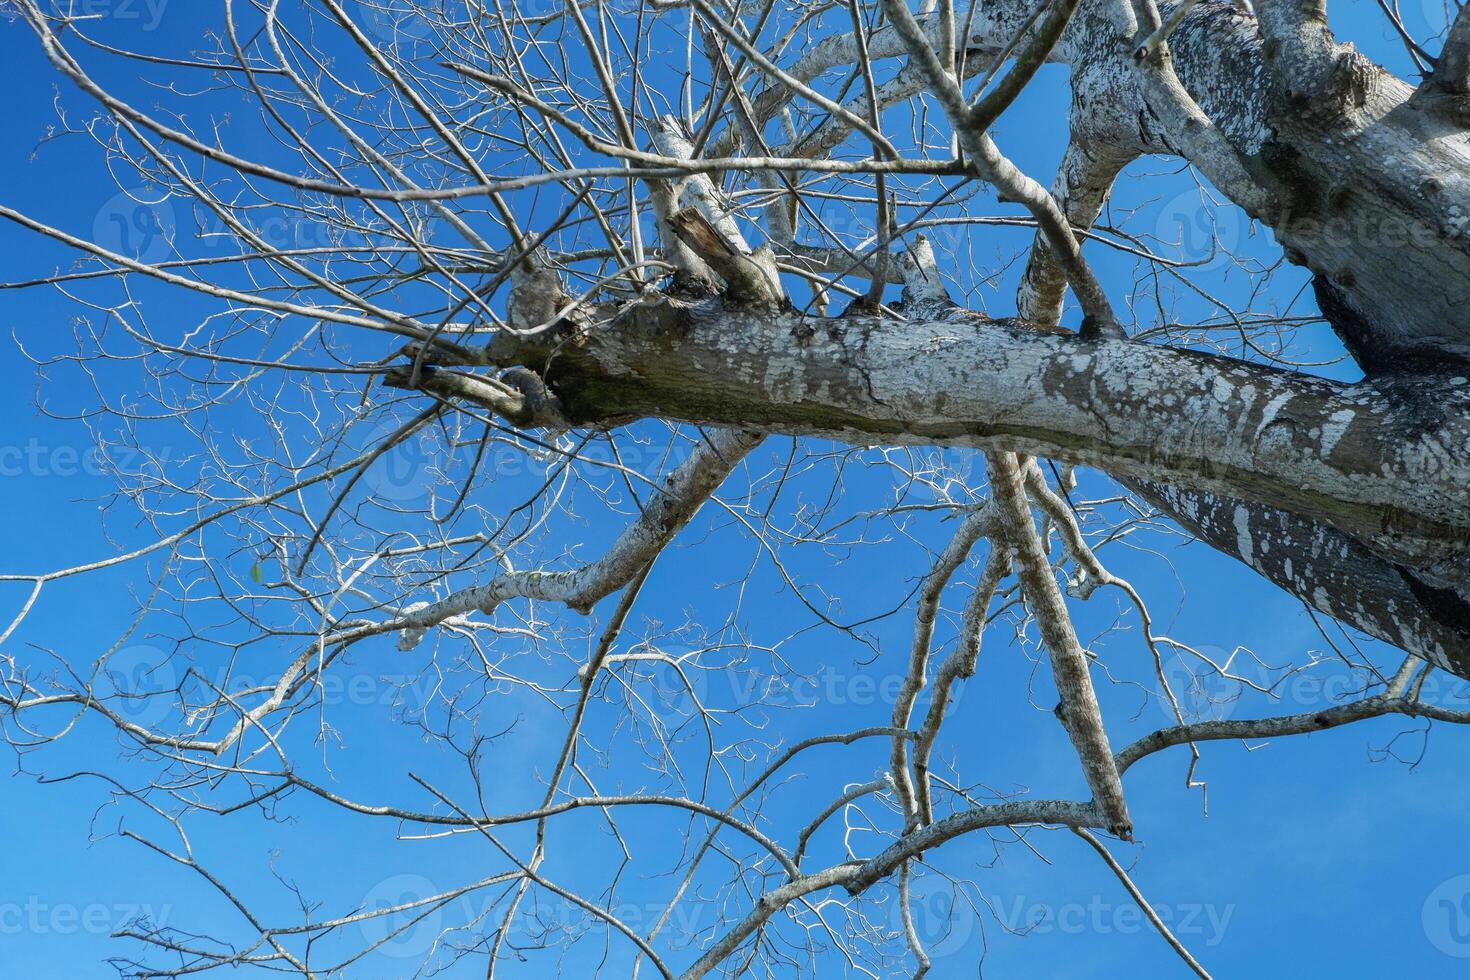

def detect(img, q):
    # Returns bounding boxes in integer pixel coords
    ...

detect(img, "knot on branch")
[382,362,568,431]
[509,246,572,332]
[499,366,570,429]
[898,233,954,319]
[1329,48,1374,111]
[667,207,784,306]
[397,601,431,651]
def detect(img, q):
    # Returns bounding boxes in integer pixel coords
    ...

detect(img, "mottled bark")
[476,297,1470,674]
[942,0,1470,673]
[1035,0,1470,368]
[1017,140,1135,325]
[1130,481,1470,676]
[493,303,1464,544]
[787,2,1470,366]
[1162,3,1470,368]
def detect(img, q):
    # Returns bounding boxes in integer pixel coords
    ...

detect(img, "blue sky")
[0,1,1468,977]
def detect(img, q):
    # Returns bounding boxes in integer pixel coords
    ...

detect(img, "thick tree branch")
[487,299,1470,606]
[759,0,1470,365]
[1415,3,1470,118]
[1131,481,1470,675]
[988,451,1132,836]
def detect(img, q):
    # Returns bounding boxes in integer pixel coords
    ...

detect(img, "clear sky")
[0,2,1468,977]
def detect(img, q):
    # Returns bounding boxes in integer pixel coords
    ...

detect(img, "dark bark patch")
[1312,273,1386,371]
[1400,567,1470,633]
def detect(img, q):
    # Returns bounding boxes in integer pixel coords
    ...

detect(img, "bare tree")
[1,0,1468,975]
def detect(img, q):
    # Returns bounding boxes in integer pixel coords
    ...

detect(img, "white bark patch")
[1233,506,1254,566]
[1254,391,1294,439]
[1319,409,1356,456]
